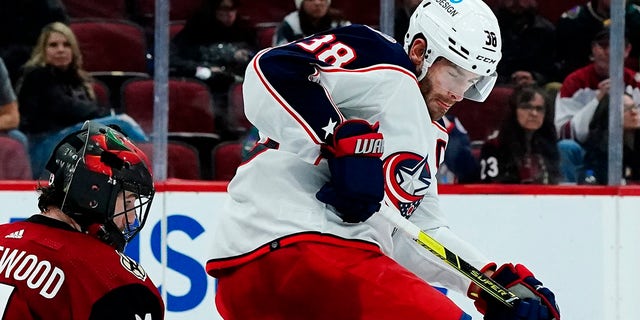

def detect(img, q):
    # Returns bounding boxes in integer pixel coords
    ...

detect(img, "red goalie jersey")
[0,215,164,320]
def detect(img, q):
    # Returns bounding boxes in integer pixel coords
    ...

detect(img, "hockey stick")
[379,205,519,308]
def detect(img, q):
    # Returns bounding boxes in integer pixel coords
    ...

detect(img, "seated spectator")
[393,0,422,43]
[583,92,640,184]
[0,57,28,147]
[493,0,560,86]
[0,0,68,87]
[555,28,640,182]
[170,0,257,140]
[273,0,350,46]
[555,0,640,79]
[479,85,561,184]
[17,22,148,179]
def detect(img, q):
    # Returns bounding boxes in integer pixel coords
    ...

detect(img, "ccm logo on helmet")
[476,55,497,64]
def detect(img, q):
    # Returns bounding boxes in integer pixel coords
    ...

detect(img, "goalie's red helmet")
[45,121,154,251]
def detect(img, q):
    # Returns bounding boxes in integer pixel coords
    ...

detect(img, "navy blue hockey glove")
[473,263,560,320]
[316,119,384,223]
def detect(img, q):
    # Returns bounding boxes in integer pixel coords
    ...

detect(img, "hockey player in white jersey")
[206,0,560,319]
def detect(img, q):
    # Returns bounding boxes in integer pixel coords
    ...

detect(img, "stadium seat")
[211,141,242,181]
[447,85,514,143]
[255,22,278,49]
[70,19,148,73]
[121,77,217,136]
[138,141,201,180]
[61,0,129,19]
[0,136,32,180]
[227,82,252,134]
[170,20,186,39]
[91,79,110,109]
[91,71,150,113]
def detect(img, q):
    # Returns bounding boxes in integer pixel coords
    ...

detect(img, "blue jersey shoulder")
[262,24,414,73]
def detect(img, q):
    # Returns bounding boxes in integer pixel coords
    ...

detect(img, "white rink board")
[1,188,637,319]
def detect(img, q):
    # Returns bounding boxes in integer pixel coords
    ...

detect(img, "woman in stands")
[478,85,561,184]
[16,22,148,179]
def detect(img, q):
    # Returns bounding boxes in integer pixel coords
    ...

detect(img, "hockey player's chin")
[431,101,450,120]
[429,109,447,121]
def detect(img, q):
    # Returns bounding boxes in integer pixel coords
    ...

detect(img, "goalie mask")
[404,0,502,102]
[45,121,154,251]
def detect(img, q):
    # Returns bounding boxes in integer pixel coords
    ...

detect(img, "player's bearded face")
[419,59,480,121]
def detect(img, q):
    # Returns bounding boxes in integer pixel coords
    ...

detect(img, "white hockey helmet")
[295,0,332,9]
[404,0,502,102]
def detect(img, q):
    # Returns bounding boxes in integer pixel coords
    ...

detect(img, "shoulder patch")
[562,6,581,19]
[117,251,148,281]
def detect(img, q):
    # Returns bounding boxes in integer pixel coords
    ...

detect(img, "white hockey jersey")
[206,25,489,294]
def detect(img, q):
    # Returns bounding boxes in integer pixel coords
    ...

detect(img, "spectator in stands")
[170,0,257,140]
[479,85,561,184]
[555,0,640,79]
[16,22,148,179]
[583,92,640,184]
[555,28,640,182]
[273,0,350,46]
[0,56,32,180]
[393,0,422,43]
[493,0,560,86]
[0,0,68,87]
[0,57,28,148]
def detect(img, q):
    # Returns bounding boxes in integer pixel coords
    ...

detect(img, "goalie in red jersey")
[0,121,164,320]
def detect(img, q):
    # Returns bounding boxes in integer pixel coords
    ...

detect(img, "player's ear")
[408,38,426,71]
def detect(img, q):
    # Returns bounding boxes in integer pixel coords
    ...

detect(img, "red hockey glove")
[471,263,560,320]
[316,119,384,223]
